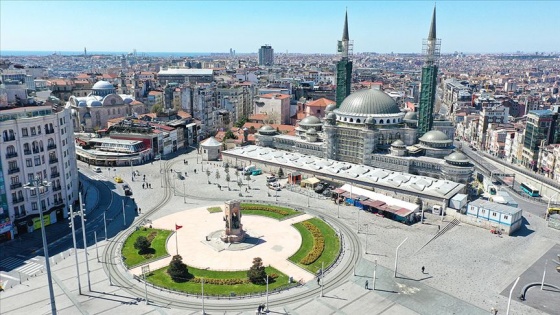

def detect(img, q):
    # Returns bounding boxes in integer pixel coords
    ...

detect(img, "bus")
[520,182,540,197]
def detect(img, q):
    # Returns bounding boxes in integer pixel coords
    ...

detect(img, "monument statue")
[221,200,245,243]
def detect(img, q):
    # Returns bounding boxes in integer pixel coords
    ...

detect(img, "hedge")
[240,204,296,216]
[300,221,325,265]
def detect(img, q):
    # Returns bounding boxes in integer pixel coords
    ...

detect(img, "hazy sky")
[1,1,558,54]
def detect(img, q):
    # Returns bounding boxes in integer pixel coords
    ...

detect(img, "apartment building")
[0,105,78,241]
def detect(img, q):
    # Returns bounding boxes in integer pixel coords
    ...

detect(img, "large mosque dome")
[92,81,114,90]
[336,89,401,116]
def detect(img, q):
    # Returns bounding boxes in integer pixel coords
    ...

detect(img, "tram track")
[101,159,361,312]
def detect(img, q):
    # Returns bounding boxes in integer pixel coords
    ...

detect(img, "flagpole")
[175,224,179,256]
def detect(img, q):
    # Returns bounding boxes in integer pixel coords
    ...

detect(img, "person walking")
[142,183,145,189]
[365,280,369,289]
[421,266,425,274]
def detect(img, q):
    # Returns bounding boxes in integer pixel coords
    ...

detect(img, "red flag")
[175,224,183,230]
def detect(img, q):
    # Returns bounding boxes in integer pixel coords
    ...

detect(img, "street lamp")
[23,179,57,314]
[68,205,82,295]
[394,237,408,278]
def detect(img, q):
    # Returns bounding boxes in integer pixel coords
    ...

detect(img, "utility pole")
[79,193,91,291]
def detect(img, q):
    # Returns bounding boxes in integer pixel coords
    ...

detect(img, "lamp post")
[506,277,520,315]
[122,199,126,227]
[103,211,108,241]
[265,274,269,312]
[183,181,186,203]
[79,193,92,291]
[94,231,99,263]
[23,179,57,314]
[69,205,82,295]
[394,237,408,278]
[201,277,205,315]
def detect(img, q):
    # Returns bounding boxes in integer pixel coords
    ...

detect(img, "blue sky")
[1,1,559,54]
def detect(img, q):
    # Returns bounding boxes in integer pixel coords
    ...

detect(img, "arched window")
[393,119,396,123]
[356,119,361,123]
[380,119,384,124]
[39,140,44,152]
[349,118,354,123]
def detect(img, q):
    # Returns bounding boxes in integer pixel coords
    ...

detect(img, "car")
[114,176,123,183]
[314,184,326,194]
[93,167,102,173]
[122,184,132,195]
[322,188,332,197]
[267,182,281,191]
[266,175,277,182]
[154,154,161,160]
[251,169,262,175]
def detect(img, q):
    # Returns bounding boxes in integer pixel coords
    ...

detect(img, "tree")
[206,169,211,184]
[277,167,284,178]
[247,257,267,284]
[224,130,237,140]
[134,236,151,254]
[237,179,243,191]
[167,255,189,282]
[151,103,163,114]
[225,173,231,189]
[234,116,248,128]
[215,170,221,182]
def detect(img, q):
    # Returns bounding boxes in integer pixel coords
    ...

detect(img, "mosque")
[67,80,148,133]
[255,8,473,184]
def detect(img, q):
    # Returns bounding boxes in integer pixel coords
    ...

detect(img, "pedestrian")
[438,225,440,231]
[143,175,146,181]
[365,280,369,289]
[421,266,425,274]
[142,183,145,189]
[149,183,152,189]
[138,208,141,214]
[186,161,188,165]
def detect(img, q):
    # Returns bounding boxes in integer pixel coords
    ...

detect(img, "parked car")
[114,176,123,183]
[122,184,132,195]
[314,184,326,193]
[93,167,102,173]
[266,175,277,182]
[322,188,332,197]
[251,169,262,176]
[267,182,281,191]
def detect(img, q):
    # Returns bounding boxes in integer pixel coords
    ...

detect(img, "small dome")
[391,139,405,147]
[325,104,336,112]
[419,130,451,143]
[365,117,375,124]
[92,81,114,90]
[123,97,133,104]
[259,125,277,135]
[306,128,318,135]
[327,112,336,120]
[337,89,401,116]
[78,101,87,107]
[444,151,469,163]
[404,111,418,120]
[87,99,102,107]
[300,115,322,126]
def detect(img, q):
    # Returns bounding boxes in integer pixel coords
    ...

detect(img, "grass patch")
[240,203,299,219]
[289,218,340,274]
[207,206,222,213]
[122,228,173,268]
[147,266,293,295]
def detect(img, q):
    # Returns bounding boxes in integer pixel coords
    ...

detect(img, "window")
[30,127,36,136]
[31,202,38,211]
[26,159,32,167]
[21,128,28,137]
[34,156,41,166]
[504,215,509,220]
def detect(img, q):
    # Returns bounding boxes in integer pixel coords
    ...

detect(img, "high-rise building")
[522,109,560,170]
[335,11,353,107]
[0,105,79,242]
[258,45,274,66]
[417,6,441,137]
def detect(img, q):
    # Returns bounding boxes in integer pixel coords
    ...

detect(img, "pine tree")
[247,257,267,284]
[167,255,189,282]
[134,236,151,254]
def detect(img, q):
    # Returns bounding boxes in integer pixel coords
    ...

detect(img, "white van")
[266,175,277,182]
[244,165,256,175]
[93,167,102,173]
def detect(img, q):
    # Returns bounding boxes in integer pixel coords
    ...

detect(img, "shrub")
[240,204,295,216]
[167,255,189,282]
[146,231,158,243]
[247,257,267,284]
[134,236,151,254]
[300,222,325,265]
[191,277,249,285]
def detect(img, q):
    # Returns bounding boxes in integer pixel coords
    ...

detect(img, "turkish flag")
[175,224,183,230]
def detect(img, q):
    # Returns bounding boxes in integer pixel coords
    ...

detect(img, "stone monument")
[221,200,246,243]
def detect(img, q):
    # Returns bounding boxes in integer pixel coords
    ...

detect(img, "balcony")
[24,150,32,155]
[3,136,15,142]
[46,129,55,134]
[10,183,22,189]
[54,199,64,205]
[13,197,24,203]
[6,152,18,158]
[47,144,57,150]
[53,186,62,192]
[49,158,59,164]
[32,148,40,154]
[15,212,26,219]
[8,167,20,174]
[51,172,60,179]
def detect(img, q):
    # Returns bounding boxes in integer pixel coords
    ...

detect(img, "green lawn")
[122,228,173,268]
[240,203,299,220]
[146,266,294,295]
[207,206,222,213]
[289,218,340,274]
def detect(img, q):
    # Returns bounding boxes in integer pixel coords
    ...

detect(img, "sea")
[0,51,215,57]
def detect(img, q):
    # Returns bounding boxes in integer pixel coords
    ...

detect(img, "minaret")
[335,10,353,107]
[417,6,441,137]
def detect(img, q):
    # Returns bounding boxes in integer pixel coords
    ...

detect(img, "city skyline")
[1,1,559,55]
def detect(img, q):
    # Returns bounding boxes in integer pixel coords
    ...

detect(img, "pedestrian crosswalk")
[0,256,45,276]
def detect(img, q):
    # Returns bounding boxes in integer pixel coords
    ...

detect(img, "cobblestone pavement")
[1,147,558,314]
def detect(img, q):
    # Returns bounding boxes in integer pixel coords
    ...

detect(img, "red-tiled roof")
[306,98,335,107]
[259,93,290,100]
